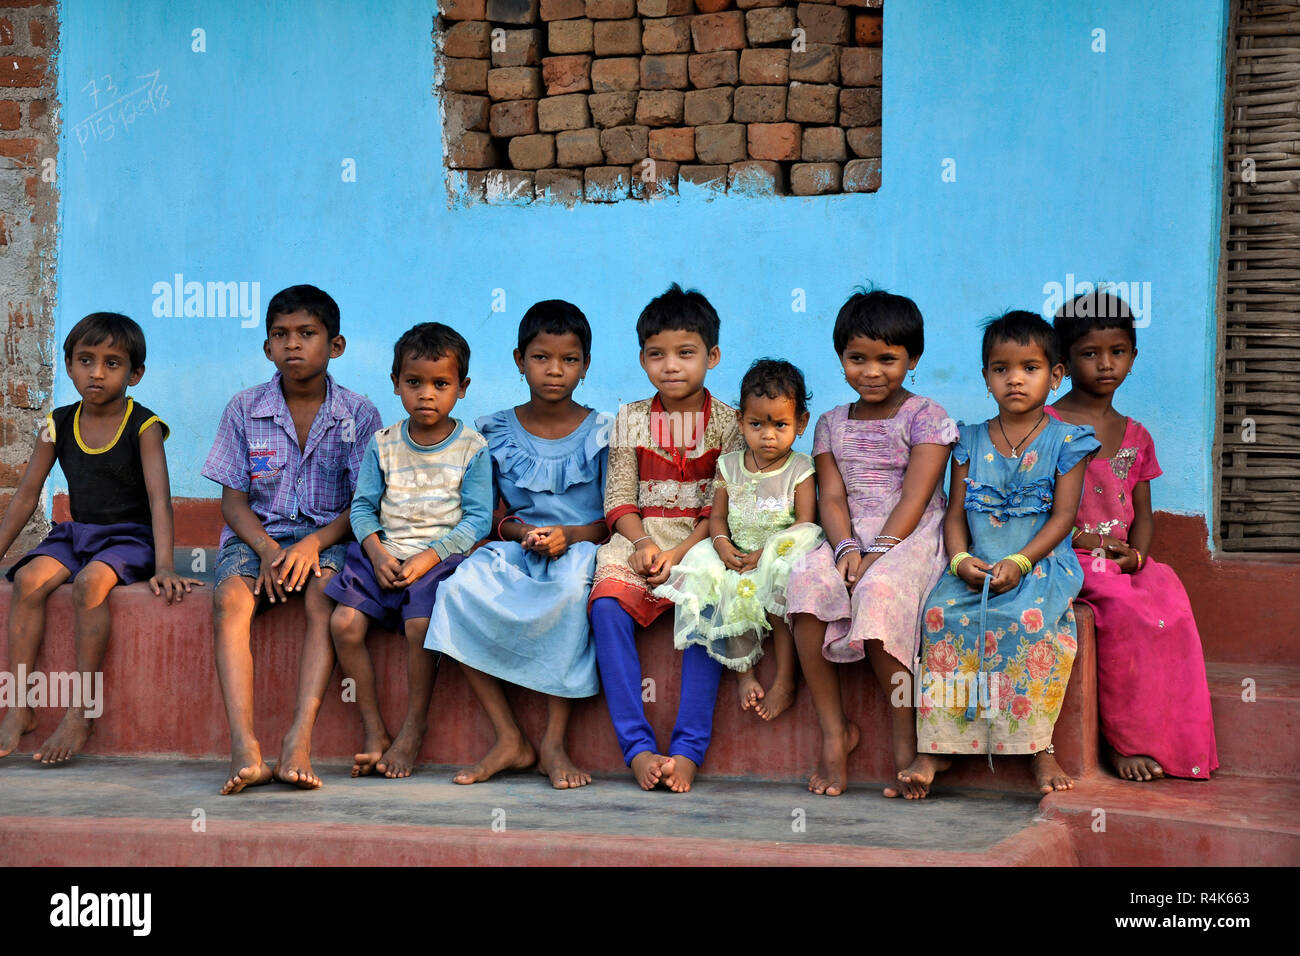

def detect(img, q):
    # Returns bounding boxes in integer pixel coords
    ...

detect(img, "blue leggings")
[590,597,723,767]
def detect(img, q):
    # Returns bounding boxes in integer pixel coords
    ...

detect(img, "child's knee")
[212,577,255,621]
[404,618,430,644]
[71,563,118,607]
[330,604,367,645]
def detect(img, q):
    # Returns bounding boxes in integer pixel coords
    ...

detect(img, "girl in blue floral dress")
[900,311,1099,796]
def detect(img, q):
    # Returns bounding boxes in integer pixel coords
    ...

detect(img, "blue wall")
[56,1,1228,525]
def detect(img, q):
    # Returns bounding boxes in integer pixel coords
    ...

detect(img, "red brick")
[508,132,557,169]
[486,169,536,204]
[746,122,800,161]
[736,0,783,8]
[727,160,785,195]
[448,131,500,168]
[586,0,634,17]
[493,28,543,67]
[839,46,881,86]
[445,93,492,138]
[694,0,732,11]
[452,168,487,204]
[443,20,491,59]
[649,126,695,161]
[745,7,794,45]
[543,54,592,94]
[635,89,683,126]
[679,164,728,191]
[591,57,640,91]
[549,19,594,53]
[796,3,850,44]
[640,54,688,90]
[789,43,838,83]
[537,92,591,130]
[600,124,648,163]
[739,48,788,84]
[444,57,490,93]
[441,0,487,20]
[641,16,691,54]
[687,51,738,88]
[535,168,585,204]
[631,158,679,200]
[839,87,881,126]
[588,90,639,126]
[843,157,881,192]
[490,99,539,137]
[556,127,604,166]
[790,161,842,195]
[786,82,838,124]
[854,13,882,45]
[636,0,690,14]
[800,125,846,162]
[584,166,631,202]
[847,125,881,157]
[0,100,19,130]
[488,66,544,100]
[683,87,732,125]
[690,12,745,52]
[733,85,786,123]
[26,97,45,122]
[0,56,46,88]
[594,19,641,55]
[28,17,46,47]
[486,0,540,25]
[540,0,585,18]
[693,123,746,164]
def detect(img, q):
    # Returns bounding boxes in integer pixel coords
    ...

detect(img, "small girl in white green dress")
[654,359,822,720]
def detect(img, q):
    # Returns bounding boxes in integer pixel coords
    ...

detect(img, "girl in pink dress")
[1049,291,1218,781]
[786,289,956,799]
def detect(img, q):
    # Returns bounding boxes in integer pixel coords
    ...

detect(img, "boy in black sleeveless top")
[0,313,197,764]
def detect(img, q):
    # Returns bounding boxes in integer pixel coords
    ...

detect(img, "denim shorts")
[214,527,348,588]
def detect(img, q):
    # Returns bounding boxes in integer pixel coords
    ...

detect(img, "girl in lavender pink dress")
[787,290,956,799]
[1049,291,1218,781]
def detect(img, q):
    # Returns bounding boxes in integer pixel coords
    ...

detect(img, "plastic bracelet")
[834,543,861,563]
[712,534,731,544]
[1134,549,1144,569]
[862,544,892,554]
[949,552,974,576]
[875,534,903,544]
[497,515,524,540]
[1071,526,1082,541]
[630,534,653,547]
[1005,553,1033,575]
[833,537,857,553]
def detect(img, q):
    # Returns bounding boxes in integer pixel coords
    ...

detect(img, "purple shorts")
[323,542,464,633]
[5,521,155,585]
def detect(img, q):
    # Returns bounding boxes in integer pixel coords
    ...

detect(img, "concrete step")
[0,755,1076,866]
[1205,662,1300,779]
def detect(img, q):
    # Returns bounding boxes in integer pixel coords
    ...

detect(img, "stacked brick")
[439,0,882,202]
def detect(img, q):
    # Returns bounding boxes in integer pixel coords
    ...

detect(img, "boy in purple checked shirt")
[202,285,381,795]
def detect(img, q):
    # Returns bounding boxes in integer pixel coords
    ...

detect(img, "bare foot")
[33,712,94,765]
[353,729,392,778]
[0,708,36,758]
[754,678,795,721]
[453,734,536,785]
[1109,746,1163,782]
[1032,750,1073,793]
[896,753,951,798]
[630,752,673,790]
[808,721,859,796]
[737,671,764,712]
[883,721,923,799]
[662,754,698,792]
[375,729,426,779]
[538,741,591,790]
[220,745,274,795]
[274,740,322,790]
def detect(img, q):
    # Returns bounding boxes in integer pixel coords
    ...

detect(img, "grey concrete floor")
[0,755,1043,850]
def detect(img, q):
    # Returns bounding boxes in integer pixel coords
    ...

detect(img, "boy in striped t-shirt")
[326,323,492,779]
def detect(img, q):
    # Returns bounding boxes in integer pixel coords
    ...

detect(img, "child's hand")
[369,551,404,590]
[394,549,440,587]
[736,549,761,573]
[273,535,322,593]
[254,545,289,603]
[525,526,569,558]
[956,555,992,591]
[837,550,865,590]
[988,559,1023,595]
[855,549,884,583]
[645,545,680,587]
[149,568,204,604]
[629,539,661,576]
[1109,541,1139,574]
[714,536,745,571]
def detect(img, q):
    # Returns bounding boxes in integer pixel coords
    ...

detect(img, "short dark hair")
[518,299,592,361]
[833,287,925,358]
[266,284,340,339]
[982,309,1061,368]
[391,322,471,381]
[636,282,720,350]
[1053,290,1137,357]
[63,312,146,370]
[739,358,812,419]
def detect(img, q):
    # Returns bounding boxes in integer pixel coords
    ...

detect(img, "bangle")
[1005,553,1033,575]
[1134,549,1144,569]
[949,552,973,576]
[875,534,903,544]
[630,534,653,547]
[712,534,731,544]
[862,544,892,554]
[833,538,860,562]
[497,514,524,540]
[1071,526,1082,541]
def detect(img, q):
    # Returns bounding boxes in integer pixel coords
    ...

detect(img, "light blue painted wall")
[55,0,1228,525]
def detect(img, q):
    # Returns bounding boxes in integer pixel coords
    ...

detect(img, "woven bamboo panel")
[1220,0,1300,551]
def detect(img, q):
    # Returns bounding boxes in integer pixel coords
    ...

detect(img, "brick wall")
[0,0,57,556]
[440,0,882,203]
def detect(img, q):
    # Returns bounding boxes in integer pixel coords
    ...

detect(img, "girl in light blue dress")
[424,302,610,789]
